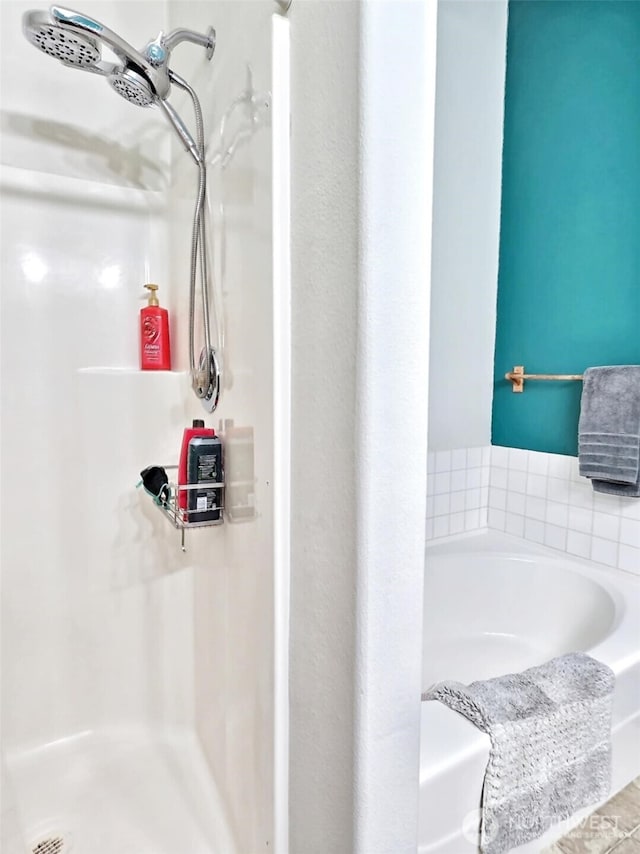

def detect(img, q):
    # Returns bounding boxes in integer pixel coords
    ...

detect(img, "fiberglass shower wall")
[0,1,288,851]
[165,1,291,850]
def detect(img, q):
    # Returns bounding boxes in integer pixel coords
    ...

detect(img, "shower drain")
[30,831,72,854]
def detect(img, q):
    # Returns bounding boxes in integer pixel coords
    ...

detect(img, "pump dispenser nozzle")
[144,283,160,306]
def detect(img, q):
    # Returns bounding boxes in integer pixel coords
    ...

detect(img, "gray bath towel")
[422,653,614,854]
[578,366,640,492]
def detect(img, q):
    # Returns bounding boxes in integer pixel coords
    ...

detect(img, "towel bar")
[505,365,584,393]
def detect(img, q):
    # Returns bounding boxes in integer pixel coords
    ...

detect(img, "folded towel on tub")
[422,652,614,854]
[578,366,640,496]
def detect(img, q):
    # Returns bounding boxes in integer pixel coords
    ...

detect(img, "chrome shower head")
[23,10,101,68]
[109,68,155,108]
[22,6,215,163]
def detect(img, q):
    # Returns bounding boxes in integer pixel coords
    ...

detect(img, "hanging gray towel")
[422,652,614,854]
[578,366,640,495]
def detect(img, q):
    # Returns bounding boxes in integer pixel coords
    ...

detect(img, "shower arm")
[164,27,215,59]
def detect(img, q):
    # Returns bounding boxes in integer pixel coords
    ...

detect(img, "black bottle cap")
[193,419,205,428]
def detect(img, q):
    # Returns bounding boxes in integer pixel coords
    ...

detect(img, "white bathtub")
[419,530,640,854]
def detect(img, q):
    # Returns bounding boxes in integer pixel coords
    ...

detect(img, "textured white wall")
[289,3,360,850]
[428,0,508,451]
[289,2,436,852]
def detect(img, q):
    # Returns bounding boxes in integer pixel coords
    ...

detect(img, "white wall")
[289,4,360,849]
[428,0,508,451]
[289,2,437,852]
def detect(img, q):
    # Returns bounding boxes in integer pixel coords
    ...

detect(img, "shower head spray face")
[109,68,155,107]
[23,10,101,67]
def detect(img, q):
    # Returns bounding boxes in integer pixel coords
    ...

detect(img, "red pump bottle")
[140,283,171,370]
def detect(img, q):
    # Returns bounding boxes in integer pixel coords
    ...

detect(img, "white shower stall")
[1,1,438,852]
[1,1,290,851]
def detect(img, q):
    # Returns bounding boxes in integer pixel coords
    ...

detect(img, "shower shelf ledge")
[140,465,224,551]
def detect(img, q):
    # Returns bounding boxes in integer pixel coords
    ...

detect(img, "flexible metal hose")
[168,70,216,405]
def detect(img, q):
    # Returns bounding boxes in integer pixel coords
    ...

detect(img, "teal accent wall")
[492,0,640,456]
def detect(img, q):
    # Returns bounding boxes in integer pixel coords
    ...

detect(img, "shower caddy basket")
[142,464,224,551]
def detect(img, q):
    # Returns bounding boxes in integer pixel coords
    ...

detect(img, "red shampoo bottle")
[178,419,215,512]
[140,283,171,370]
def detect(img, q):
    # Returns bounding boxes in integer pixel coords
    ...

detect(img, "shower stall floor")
[4,726,235,854]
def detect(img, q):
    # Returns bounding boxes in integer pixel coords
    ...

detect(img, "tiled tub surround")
[426,447,491,540]
[426,446,640,575]
[488,446,640,576]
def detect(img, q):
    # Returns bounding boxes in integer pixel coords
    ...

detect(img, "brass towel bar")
[505,365,584,393]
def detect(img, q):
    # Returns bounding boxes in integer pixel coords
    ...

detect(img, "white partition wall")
[289,2,437,851]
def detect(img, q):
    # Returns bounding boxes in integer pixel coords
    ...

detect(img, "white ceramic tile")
[591,537,618,568]
[568,506,593,534]
[450,491,466,514]
[568,457,583,483]
[450,512,466,535]
[507,469,527,493]
[488,507,506,530]
[426,495,435,519]
[467,447,483,468]
[481,446,640,579]
[620,499,640,520]
[451,448,467,470]
[425,446,492,542]
[618,545,640,574]
[490,466,508,489]
[450,469,466,492]
[505,512,524,538]
[465,489,481,511]
[569,481,594,509]
[435,450,452,473]
[509,491,526,516]
[525,495,546,522]
[546,501,569,528]
[592,511,621,542]
[546,477,571,504]
[526,473,547,498]
[427,452,435,475]
[492,445,509,468]
[547,454,572,479]
[433,515,450,539]
[508,447,529,471]
[434,493,450,517]
[544,523,567,551]
[466,468,482,490]
[465,508,481,530]
[567,530,591,559]
[593,493,623,515]
[434,471,451,495]
[524,518,545,545]
[619,518,640,549]
[527,451,549,476]
[489,488,507,511]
